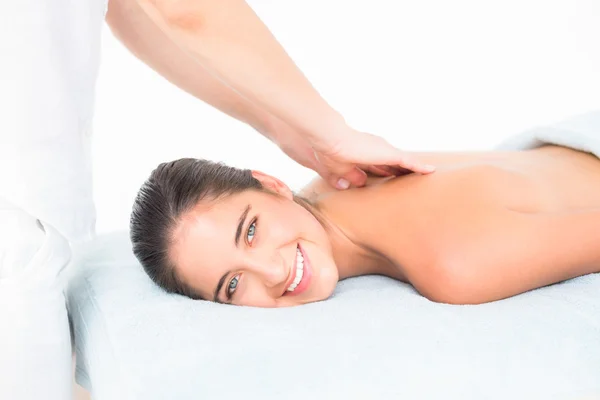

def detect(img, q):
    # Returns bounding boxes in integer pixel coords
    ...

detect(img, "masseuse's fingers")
[275,124,433,189]
[360,165,393,177]
[310,150,364,189]
[360,138,435,175]
[274,132,365,189]
[337,166,368,189]
[313,130,435,189]
[360,165,413,177]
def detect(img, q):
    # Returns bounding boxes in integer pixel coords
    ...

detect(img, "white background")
[92,0,600,235]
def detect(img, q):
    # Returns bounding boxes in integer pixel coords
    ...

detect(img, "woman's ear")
[251,170,293,200]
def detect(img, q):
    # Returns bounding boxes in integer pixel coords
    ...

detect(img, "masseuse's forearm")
[106,0,281,138]
[135,0,346,143]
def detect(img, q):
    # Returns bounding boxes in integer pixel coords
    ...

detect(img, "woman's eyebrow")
[234,204,251,247]
[215,204,251,302]
[213,271,231,303]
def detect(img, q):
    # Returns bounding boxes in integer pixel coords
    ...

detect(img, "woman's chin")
[319,265,340,295]
[280,282,337,307]
[286,292,333,307]
[300,272,338,305]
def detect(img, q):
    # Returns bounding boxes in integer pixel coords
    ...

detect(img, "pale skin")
[172,145,600,307]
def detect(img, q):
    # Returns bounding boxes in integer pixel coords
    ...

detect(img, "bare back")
[304,146,600,303]
[303,146,600,211]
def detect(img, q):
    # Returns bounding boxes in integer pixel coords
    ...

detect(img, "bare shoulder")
[297,174,392,202]
[296,176,334,202]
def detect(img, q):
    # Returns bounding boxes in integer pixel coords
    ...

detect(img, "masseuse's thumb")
[328,164,368,190]
[313,150,368,189]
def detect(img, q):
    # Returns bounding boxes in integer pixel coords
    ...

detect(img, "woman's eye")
[247,220,256,244]
[227,275,239,298]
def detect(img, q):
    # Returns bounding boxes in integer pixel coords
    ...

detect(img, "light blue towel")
[66,112,600,400]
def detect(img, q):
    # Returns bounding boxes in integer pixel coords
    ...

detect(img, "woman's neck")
[293,194,395,280]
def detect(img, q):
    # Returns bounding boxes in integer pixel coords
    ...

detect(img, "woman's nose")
[246,251,288,287]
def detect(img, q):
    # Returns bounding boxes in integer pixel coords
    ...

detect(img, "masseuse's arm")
[106,0,288,144]
[129,0,344,144]
[106,0,302,150]
[107,0,434,189]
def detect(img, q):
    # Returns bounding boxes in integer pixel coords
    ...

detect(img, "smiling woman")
[130,140,600,307]
[130,158,340,307]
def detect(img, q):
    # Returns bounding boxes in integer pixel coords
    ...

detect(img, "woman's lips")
[284,243,312,297]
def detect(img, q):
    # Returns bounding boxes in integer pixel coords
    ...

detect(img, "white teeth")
[286,247,305,292]
[297,249,304,269]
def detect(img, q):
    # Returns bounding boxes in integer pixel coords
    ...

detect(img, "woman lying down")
[130,144,600,307]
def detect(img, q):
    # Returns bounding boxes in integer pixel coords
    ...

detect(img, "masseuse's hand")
[272,121,436,189]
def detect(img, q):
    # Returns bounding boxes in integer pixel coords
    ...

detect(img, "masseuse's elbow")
[137,0,206,31]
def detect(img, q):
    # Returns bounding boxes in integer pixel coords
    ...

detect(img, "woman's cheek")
[238,278,276,307]
[273,217,302,241]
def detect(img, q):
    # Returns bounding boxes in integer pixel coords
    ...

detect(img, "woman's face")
[171,171,339,307]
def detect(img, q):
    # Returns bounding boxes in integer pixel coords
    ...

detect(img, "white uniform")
[0,1,107,399]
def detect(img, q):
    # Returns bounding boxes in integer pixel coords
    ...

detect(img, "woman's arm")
[427,207,600,304]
